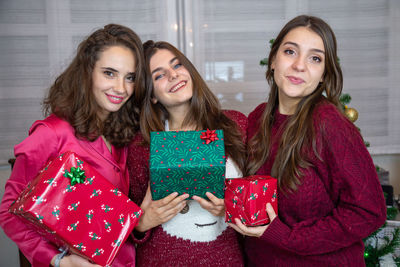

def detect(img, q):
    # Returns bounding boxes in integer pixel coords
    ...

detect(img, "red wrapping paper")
[224,175,277,226]
[9,151,142,266]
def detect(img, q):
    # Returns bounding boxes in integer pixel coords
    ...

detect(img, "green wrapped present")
[150,129,226,200]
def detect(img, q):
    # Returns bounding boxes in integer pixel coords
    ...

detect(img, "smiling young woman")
[0,24,145,267]
[228,15,387,267]
[127,40,247,266]
[149,48,194,115]
[91,45,136,122]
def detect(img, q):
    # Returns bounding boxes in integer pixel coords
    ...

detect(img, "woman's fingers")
[140,185,152,209]
[157,193,189,214]
[205,192,224,206]
[266,203,277,221]
[136,192,189,231]
[157,199,188,220]
[155,192,180,207]
[192,193,225,216]
[63,253,103,266]
[162,202,188,221]
[146,193,189,223]
[192,195,209,208]
[229,218,268,237]
[227,222,246,235]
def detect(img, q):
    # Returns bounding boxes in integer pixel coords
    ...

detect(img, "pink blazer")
[0,114,135,267]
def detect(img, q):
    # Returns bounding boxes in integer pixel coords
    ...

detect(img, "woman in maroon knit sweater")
[229,15,386,266]
[128,41,246,266]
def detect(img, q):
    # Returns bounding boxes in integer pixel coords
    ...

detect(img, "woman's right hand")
[52,253,101,267]
[135,186,189,232]
[228,203,277,238]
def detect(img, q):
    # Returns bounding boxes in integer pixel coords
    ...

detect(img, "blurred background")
[0,0,399,266]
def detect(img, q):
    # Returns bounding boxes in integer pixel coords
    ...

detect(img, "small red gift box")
[9,151,142,266]
[225,175,278,226]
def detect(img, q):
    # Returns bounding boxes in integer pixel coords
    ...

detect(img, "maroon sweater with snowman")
[128,110,246,267]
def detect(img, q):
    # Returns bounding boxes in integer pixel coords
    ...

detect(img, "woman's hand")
[135,186,189,232]
[228,203,277,237]
[192,192,225,217]
[52,253,101,267]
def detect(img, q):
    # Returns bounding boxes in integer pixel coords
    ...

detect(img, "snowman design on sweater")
[161,157,242,242]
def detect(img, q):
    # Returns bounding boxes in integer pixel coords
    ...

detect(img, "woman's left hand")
[228,203,277,237]
[192,192,225,216]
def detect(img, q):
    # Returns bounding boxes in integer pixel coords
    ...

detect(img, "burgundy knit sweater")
[245,101,386,267]
[128,110,247,267]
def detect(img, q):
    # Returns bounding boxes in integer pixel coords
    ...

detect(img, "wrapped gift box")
[225,175,278,226]
[150,129,226,200]
[9,151,142,266]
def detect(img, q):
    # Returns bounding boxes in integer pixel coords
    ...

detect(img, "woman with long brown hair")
[128,40,246,266]
[229,15,386,266]
[0,24,145,267]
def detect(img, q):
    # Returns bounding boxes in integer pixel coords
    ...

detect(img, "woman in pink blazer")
[0,24,145,267]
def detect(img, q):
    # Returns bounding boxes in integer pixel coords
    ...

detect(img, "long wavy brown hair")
[43,24,145,147]
[140,41,246,174]
[247,15,343,192]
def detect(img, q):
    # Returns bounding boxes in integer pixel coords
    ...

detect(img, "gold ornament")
[344,107,358,122]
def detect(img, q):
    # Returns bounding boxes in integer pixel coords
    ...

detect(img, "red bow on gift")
[200,129,219,144]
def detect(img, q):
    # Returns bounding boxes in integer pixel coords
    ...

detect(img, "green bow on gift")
[63,166,86,186]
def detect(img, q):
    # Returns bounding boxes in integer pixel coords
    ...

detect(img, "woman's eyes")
[154,73,164,81]
[284,49,295,55]
[153,62,182,80]
[103,70,136,82]
[311,56,322,63]
[173,63,182,69]
[126,73,135,82]
[104,70,114,77]
[283,49,322,63]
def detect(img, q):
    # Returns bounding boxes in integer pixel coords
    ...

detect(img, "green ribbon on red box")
[63,166,86,186]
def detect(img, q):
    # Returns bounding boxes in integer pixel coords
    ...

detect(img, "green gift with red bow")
[150,129,226,200]
[9,151,142,266]
[225,175,278,226]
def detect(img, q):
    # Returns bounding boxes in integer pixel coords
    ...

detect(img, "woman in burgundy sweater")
[128,41,246,266]
[229,15,386,266]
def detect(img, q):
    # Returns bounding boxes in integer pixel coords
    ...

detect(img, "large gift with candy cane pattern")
[149,129,226,200]
[9,151,142,266]
[224,175,278,226]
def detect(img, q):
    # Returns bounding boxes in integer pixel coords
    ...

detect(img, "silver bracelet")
[54,248,68,267]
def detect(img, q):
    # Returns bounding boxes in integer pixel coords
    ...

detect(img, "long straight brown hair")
[247,15,343,192]
[140,41,246,174]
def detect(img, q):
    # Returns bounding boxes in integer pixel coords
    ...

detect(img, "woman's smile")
[169,81,187,93]
[106,93,124,104]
